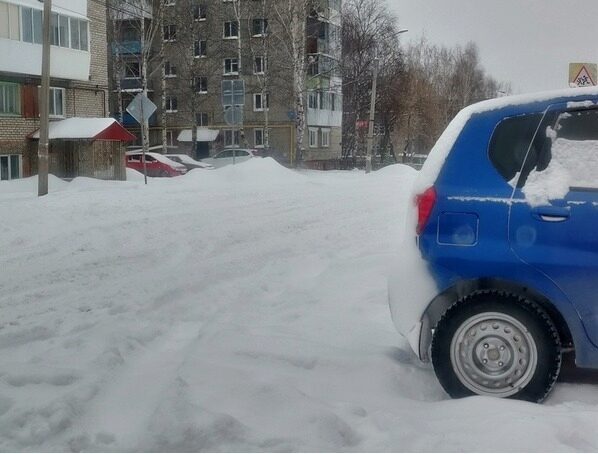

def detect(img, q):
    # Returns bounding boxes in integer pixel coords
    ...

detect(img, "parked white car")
[201,149,259,168]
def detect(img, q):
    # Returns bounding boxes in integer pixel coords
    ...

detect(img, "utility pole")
[365,50,379,174]
[38,0,52,196]
[140,8,149,184]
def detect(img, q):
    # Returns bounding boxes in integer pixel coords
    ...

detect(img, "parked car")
[126,152,187,177]
[389,87,598,402]
[201,148,259,168]
[165,154,215,171]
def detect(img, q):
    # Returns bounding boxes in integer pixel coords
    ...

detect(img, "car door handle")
[532,206,570,222]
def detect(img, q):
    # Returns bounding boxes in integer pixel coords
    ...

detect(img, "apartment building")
[0,0,132,182]
[109,0,342,169]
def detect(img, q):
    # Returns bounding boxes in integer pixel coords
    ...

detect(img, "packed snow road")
[1,159,598,452]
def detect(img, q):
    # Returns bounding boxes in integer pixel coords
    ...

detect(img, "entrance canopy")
[29,118,136,142]
[177,128,220,143]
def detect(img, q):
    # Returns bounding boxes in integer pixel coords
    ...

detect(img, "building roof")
[30,118,136,142]
[177,128,220,142]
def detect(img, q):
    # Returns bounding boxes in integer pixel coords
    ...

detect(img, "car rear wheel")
[431,292,561,403]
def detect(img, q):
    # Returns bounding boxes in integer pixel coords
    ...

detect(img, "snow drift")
[0,159,597,451]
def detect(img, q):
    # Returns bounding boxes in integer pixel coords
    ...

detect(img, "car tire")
[431,291,561,403]
[159,170,169,177]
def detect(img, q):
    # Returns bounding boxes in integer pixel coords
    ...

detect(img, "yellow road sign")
[569,63,597,87]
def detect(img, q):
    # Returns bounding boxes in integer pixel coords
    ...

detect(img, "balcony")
[117,111,157,127]
[112,40,142,55]
[119,77,144,91]
[307,54,339,78]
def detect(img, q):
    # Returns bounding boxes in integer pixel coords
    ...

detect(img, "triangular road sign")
[573,65,596,87]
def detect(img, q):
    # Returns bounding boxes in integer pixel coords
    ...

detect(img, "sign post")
[126,93,157,184]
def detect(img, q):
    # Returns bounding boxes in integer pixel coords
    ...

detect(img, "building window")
[194,39,207,57]
[49,87,65,117]
[196,112,209,126]
[50,13,70,48]
[223,58,239,75]
[166,96,178,112]
[124,61,140,79]
[194,76,208,94]
[21,7,43,44]
[330,92,337,111]
[253,92,269,111]
[164,61,177,77]
[224,129,240,147]
[0,2,20,40]
[223,21,239,39]
[166,130,176,146]
[3,5,87,51]
[254,128,264,147]
[321,128,330,147]
[0,155,21,181]
[254,56,266,74]
[163,25,176,42]
[309,128,318,148]
[308,91,318,109]
[69,18,89,51]
[193,3,206,20]
[0,82,20,116]
[252,18,268,36]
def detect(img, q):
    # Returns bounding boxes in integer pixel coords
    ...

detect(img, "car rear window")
[488,114,544,184]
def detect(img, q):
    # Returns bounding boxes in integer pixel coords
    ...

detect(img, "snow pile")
[524,138,598,206]
[0,159,598,451]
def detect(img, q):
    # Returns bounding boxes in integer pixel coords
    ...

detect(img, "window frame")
[321,128,330,148]
[309,128,318,148]
[223,21,239,39]
[194,39,207,58]
[223,129,240,147]
[254,56,266,75]
[163,24,177,42]
[0,154,21,181]
[254,128,264,148]
[165,95,178,113]
[0,81,21,116]
[253,92,270,112]
[223,57,239,75]
[48,87,66,118]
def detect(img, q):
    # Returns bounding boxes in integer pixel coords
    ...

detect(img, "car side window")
[236,151,249,157]
[216,151,230,159]
[145,155,156,162]
[488,114,543,184]
[523,109,598,192]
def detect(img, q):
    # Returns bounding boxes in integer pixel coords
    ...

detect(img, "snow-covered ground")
[1,159,598,452]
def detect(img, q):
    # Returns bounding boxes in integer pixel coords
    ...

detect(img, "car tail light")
[415,187,437,235]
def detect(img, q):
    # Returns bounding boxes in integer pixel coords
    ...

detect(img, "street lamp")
[365,28,408,174]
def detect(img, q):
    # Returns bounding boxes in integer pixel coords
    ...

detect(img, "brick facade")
[0,0,126,181]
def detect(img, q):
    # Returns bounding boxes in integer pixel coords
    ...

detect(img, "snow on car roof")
[166,154,213,168]
[127,151,185,168]
[415,86,598,193]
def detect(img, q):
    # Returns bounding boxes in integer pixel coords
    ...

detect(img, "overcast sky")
[386,0,598,94]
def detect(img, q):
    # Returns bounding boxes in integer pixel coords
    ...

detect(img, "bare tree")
[269,0,314,166]
[341,0,403,166]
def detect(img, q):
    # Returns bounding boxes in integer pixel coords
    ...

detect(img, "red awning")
[29,117,136,142]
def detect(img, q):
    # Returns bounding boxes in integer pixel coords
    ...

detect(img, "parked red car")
[126,152,187,177]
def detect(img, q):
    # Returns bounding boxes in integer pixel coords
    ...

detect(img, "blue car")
[389,87,598,402]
